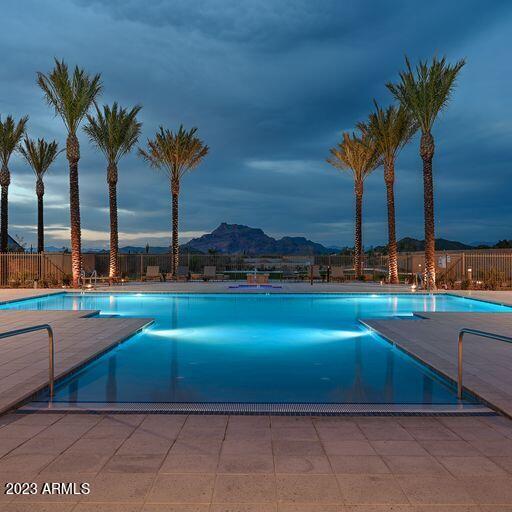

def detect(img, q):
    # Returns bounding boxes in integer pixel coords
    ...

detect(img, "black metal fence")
[3,249,512,287]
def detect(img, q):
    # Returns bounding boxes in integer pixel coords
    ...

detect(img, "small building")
[7,235,24,252]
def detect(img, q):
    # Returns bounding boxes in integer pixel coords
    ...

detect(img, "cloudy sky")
[1,0,511,249]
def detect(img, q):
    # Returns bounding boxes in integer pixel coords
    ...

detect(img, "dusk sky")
[1,0,511,249]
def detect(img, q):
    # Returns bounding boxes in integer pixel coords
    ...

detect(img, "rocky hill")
[373,237,474,254]
[182,223,332,255]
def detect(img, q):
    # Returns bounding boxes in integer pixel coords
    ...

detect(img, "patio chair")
[143,266,162,281]
[162,265,190,282]
[203,266,225,281]
[163,266,190,282]
[306,265,322,282]
[330,266,345,282]
[247,273,269,285]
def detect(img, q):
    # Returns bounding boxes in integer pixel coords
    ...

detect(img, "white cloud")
[14,224,206,244]
[245,159,324,175]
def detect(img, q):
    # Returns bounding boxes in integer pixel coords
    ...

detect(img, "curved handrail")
[458,328,512,399]
[0,324,55,399]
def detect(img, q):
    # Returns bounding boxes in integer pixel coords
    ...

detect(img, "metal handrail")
[458,328,512,399]
[0,324,55,399]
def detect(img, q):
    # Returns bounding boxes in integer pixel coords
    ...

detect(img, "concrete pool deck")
[363,312,512,417]
[107,279,415,293]
[0,309,152,415]
[2,412,512,509]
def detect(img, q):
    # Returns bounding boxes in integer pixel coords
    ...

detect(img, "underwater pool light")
[152,327,205,339]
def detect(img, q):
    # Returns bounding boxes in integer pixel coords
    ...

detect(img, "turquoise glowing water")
[2,293,509,404]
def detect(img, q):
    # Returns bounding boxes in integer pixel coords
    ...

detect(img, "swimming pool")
[2,292,509,410]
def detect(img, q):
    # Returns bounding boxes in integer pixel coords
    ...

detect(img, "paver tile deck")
[88,280,413,294]
[363,311,512,417]
[0,413,511,508]
[0,309,152,414]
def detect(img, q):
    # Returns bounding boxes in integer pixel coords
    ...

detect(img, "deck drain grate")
[19,401,494,416]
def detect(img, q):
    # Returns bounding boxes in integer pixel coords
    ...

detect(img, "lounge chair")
[164,266,190,282]
[281,267,297,281]
[247,273,269,285]
[305,265,322,282]
[143,266,162,281]
[203,266,225,281]
[330,266,345,282]
[178,266,190,282]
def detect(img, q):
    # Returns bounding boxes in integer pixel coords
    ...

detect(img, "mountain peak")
[183,223,331,255]
[212,223,266,237]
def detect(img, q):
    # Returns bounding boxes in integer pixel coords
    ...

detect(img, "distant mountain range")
[373,237,474,253]
[44,245,172,254]
[41,224,512,255]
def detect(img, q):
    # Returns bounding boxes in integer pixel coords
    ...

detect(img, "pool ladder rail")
[0,324,55,399]
[458,328,512,400]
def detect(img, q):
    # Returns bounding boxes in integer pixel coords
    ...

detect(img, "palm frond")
[386,55,465,132]
[357,102,418,164]
[138,125,209,181]
[327,132,381,182]
[18,137,61,178]
[0,115,29,166]
[37,58,102,135]
[84,102,142,164]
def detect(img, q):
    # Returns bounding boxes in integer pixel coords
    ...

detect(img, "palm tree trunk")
[37,194,44,253]
[171,180,180,278]
[384,162,399,284]
[0,186,8,253]
[420,132,436,290]
[0,164,10,253]
[108,164,119,280]
[36,178,45,253]
[67,134,82,287]
[354,179,363,278]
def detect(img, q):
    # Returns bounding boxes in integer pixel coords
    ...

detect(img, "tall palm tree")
[84,103,142,279]
[18,137,60,252]
[327,132,381,278]
[387,56,465,290]
[0,115,28,252]
[139,126,209,277]
[358,103,418,284]
[37,59,102,287]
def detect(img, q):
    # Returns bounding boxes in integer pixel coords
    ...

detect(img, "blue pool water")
[2,293,509,405]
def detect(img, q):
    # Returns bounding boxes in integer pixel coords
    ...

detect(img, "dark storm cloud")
[1,0,511,248]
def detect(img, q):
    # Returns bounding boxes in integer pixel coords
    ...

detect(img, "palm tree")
[18,137,60,252]
[84,103,142,280]
[327,132,381,278]
[387,56,465,290]
[37,59,102,287]
[139,126,209,277]
[358,103,418,284]
[0,115,28,252]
